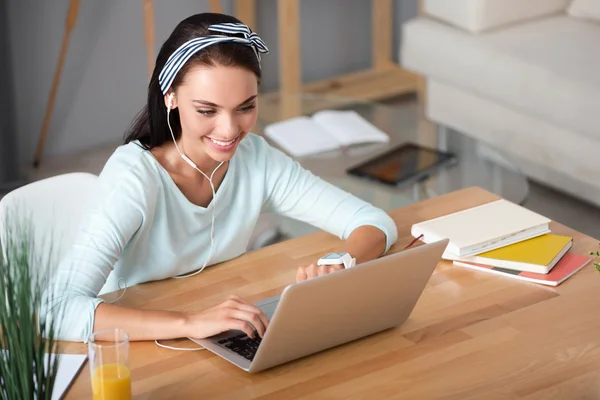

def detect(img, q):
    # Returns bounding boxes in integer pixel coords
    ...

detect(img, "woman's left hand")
[296,263,344,282]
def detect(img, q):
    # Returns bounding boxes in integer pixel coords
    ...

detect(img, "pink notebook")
[454,252,591,286]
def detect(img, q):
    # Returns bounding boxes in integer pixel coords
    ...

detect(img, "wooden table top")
[64,187,600,399]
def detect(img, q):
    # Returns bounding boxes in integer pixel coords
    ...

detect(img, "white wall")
[6,0,418,168]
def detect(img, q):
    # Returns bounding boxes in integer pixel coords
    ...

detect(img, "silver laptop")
[190,239,449,373]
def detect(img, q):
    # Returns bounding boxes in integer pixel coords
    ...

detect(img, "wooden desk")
[64,187,600,399]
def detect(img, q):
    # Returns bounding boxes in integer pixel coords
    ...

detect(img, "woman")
[45,12,398,343]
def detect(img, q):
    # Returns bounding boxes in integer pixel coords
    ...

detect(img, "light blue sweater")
[44,133,398,342]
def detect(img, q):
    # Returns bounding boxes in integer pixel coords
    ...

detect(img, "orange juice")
[91,363,132,400]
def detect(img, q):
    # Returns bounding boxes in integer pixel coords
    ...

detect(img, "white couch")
[401,0,600,207]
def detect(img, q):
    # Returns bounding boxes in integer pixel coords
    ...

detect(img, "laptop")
[190,239,449,373]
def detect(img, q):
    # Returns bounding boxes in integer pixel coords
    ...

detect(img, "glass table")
[254,93,529,239]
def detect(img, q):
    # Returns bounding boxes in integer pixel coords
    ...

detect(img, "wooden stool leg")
[33,0,80,168]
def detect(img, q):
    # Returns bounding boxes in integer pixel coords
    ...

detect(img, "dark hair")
[123,13,262,149]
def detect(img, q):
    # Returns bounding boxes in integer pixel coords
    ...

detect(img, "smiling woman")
[41,12,399,345]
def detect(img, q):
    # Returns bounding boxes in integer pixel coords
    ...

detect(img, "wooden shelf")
[259,65,418,121]
[303,66,417,99]
[232,0,418,120]
[295,65,415,100]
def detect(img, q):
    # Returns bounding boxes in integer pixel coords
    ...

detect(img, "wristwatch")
[317,252,356,269]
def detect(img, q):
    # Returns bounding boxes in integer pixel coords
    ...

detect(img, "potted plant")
[0,216,63,399]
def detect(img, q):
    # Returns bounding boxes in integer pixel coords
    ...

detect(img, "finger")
[306,264,319,279]
[224,298,270,329]
[251,307,270,333]
[317,266,330,277]
[227,294,243,302]
[230,319,257,338]
[325,266,341,274]
[227,309,267,337]
[237,304,270,332]
[296,266,307,282]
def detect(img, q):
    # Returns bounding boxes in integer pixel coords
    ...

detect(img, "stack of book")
[411,199,591,286]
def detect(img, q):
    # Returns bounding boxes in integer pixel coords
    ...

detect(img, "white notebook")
[50,353,88,400]
[264,110,389,157]
[1,350,87,400]
[411,199,551,258]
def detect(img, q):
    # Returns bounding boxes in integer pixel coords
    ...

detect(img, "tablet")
[346,143,457,187]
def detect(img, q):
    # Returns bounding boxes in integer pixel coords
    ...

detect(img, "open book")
[264,110,389,157]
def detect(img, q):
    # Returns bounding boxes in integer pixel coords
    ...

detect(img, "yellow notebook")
[457,234,573,274]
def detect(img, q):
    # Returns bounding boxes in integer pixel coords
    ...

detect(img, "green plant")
[0,216,62,400]
[589,247,600,273]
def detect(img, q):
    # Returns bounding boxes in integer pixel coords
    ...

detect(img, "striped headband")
[159,23,269,94]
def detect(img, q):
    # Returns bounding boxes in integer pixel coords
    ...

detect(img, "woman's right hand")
[183,294,270,339]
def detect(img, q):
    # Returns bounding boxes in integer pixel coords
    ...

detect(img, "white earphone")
[167,94,198,170]
[153,92,226,353]
[166,93,224,279]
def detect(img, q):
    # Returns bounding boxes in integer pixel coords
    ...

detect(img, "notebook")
[264,110,389,157]
[1,350,87,400]
[49,353,88,400]
[411,199,551,258]
[454,252,591,286]
[451,234,573,274]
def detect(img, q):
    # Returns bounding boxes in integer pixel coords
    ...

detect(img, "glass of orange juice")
[88,328,132,400]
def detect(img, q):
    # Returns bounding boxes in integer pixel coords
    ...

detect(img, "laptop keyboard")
[217,333,262,361]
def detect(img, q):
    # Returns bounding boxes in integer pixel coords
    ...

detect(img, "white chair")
[0,172,99,277]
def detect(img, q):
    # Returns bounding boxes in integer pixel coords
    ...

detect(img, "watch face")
[322,252,346,260]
